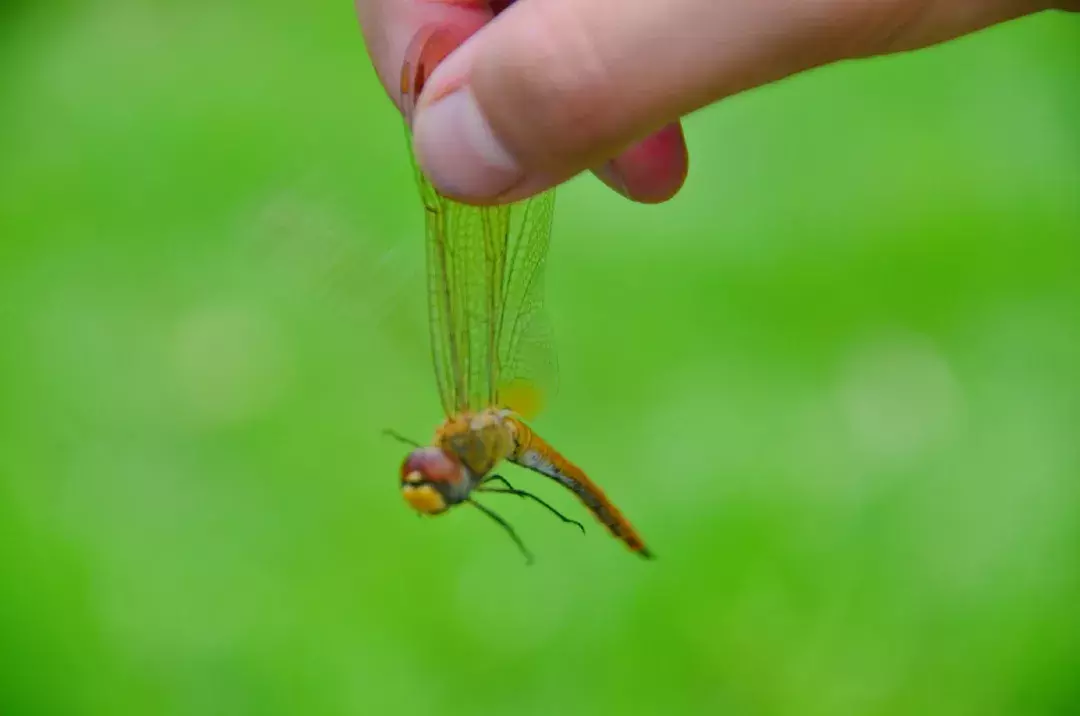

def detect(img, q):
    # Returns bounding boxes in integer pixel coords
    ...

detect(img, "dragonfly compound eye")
[399,447,463,515]
[400,447,460,482]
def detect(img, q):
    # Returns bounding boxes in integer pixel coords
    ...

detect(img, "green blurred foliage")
[2,3,1079,715]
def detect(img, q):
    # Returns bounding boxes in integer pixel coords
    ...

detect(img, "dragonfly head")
[400,446,464,515]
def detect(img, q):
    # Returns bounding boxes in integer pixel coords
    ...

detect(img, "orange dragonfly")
[390,28,652,563]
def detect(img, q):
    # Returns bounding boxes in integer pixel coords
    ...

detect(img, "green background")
[2,3,1078,714]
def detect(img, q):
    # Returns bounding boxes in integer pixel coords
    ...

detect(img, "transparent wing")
[492,190,558,420]
[402,46,558,419]
[425,184,513,417]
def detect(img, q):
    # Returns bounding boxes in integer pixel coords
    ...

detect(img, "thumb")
[410,0,873,203]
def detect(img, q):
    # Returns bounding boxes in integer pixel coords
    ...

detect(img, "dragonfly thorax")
[433,409,517,479]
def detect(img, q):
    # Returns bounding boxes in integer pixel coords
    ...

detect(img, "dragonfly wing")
[493,189,558,420]
[422,189,470,417]
[402,46,512,417]
[402,37,557,420]
[420,181,558,420]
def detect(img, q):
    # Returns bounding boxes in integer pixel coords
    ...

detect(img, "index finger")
[356,0,495,113]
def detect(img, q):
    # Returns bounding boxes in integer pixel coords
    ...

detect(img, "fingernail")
[594,160,632,199]
[412,86,523,200]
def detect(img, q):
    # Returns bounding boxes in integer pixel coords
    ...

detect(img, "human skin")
[356,0,1076,205]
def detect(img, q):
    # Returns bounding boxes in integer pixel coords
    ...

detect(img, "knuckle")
[471,1,619,171]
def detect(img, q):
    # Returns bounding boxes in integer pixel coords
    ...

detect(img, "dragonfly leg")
[468,499,534,565]
[476,483,586,535]
[382,428,421,448]
[481,474,516,490]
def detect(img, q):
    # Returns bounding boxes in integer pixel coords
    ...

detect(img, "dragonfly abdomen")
[508,419,652,558]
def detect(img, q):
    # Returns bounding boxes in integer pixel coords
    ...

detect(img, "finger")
[409,0,1059,204]
[593,122,689,204]
[355,0,491,113]
[858,0,1071,56]
[408,0,869,202]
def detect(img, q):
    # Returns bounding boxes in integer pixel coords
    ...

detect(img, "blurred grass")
[1,3,1079,715]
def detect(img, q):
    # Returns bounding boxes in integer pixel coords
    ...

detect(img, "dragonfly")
[390,28,652,564]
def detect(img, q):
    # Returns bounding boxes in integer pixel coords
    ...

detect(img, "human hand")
[357,0,1075,205]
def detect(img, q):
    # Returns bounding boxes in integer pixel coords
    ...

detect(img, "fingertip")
[402,23,476,123]
[594,123,689,204]
[616,122,689,204]
[358,1,489,116]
